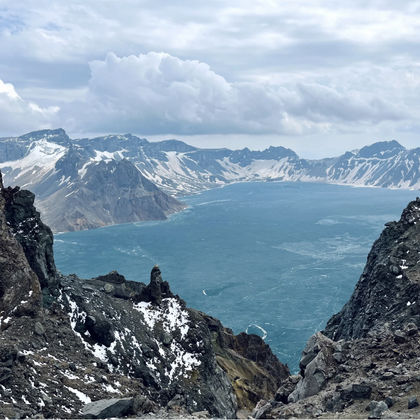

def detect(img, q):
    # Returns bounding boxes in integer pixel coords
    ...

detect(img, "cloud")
[0,79,58,135]
[59,52,407,136]
[3,0,420,87]
[1,0,420,146]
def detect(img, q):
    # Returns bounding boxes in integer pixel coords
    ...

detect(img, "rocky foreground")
[0,172,289,419]
[2,169,420,419]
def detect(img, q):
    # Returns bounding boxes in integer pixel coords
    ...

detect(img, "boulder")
[34,321,45,336]
[81,398,134,419]
[0,367,12,384]
[274,375,301,403]
[341,383,372,401]
[368,401,388,419]
[253,402,272,419]
[251,400,269,419]
[385,396,394,408]
[394,330,406,344]
[404,323,418,336]
[351,384,372,399]
[408,397,419,409]
[132,395,156,415]
[84,313,114,347]
[288,333,337,402]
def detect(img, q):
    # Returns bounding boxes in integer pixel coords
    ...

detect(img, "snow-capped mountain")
[0,129,419,230]
[0,129,185,232]
[326,140,420,189]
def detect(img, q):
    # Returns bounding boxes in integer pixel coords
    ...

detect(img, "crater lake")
[54,182,417,371]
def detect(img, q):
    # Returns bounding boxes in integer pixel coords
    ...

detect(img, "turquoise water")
[54,182,417,371]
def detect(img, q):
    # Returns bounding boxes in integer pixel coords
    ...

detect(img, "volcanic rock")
[81,398,134,419]
[0,172,288,418]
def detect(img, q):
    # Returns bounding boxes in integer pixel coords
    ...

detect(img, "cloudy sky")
[1,0,420,157]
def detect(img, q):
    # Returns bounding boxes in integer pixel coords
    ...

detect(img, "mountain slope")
[0,130,185,232]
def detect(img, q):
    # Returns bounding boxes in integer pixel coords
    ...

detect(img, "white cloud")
[1,0,420,150]
[59,52,407,136]
[0,80,58,135]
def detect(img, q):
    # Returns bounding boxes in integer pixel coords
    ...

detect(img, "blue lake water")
[54,182,417,371]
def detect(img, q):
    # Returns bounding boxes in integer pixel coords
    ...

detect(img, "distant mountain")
[0,129,419,230]
[0,129,185,232]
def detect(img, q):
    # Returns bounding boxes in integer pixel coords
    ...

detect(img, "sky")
[1,0,420,157]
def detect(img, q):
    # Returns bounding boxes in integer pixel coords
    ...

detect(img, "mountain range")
[0,129,419,231]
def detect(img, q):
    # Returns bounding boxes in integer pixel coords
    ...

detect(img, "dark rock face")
[2,185,57,294]
[256,198,420,419]
[0,175,41,318]
[0,175,288,419]
[324,197,420,340]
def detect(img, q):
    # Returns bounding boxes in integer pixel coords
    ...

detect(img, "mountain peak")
[19,128,71,146]
[357,139,405,159]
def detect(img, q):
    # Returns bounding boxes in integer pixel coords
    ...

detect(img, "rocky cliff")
[253,198,420,419]
[324,197,420,340]
[0,174,288,419]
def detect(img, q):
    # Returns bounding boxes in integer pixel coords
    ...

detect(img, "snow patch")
[133,298,190,339]
[65,386,91,404]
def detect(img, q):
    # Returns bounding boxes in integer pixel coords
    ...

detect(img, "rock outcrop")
[324,197,420,340]
[288,332,339,402]
[258,197,420,419]
[3,183,58,295]
[0,174,288,418]
[0,173,42,319]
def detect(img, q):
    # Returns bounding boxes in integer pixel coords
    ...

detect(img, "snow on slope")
[78,149,128,178]
[0,139,66,188]
[0,131,419,202]
[326,151,420,189]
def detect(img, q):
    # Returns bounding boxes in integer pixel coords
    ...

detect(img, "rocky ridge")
[0,174,289,419]
[253,197,420,419]
[1,129,420,231]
